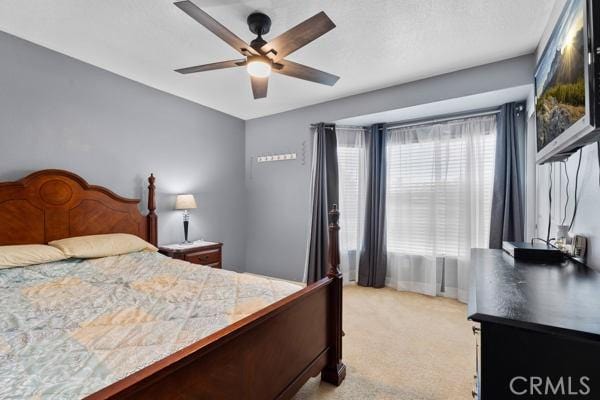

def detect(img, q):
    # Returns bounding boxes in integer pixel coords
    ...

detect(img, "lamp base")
[183,219,190,244]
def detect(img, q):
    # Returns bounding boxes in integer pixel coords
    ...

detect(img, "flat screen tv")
[535,0,600,164]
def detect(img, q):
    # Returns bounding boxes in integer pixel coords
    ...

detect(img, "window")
[334,114,497,298]
[385,116,497,256]
[337,145,362,248]
[336,128,366,281]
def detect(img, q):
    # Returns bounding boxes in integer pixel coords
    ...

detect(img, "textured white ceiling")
[0,0,555,120]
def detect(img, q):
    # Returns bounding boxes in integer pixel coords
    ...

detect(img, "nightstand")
[159,240,223,268]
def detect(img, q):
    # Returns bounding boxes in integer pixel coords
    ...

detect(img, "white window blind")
[336,128,367,282]
[386,116,497,257]
[338,146,362,248]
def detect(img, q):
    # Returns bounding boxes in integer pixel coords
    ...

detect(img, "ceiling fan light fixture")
[246,56,272,78]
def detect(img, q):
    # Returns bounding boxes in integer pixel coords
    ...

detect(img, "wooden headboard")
[0,170,157,246]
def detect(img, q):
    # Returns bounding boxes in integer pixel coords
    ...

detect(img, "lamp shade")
[175,194,197,210]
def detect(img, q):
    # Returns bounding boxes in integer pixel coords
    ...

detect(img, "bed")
[0,170,345,399]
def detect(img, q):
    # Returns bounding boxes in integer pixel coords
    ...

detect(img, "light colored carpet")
[294,285,474,400]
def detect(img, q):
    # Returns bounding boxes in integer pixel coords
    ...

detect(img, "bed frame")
[0,169,345,399]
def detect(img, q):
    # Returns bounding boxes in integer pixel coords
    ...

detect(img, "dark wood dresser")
[468,249,600,399]
[159,241,223,268]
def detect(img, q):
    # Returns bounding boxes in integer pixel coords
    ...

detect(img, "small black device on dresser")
[159,241,223,268]
[502,241,564,263]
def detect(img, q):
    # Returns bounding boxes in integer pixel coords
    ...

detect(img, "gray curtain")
[358,124,387,287]
[489,103,526,248]
[307,123,339,283]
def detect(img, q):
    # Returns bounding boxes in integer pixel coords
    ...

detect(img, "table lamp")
[175,194,197,243]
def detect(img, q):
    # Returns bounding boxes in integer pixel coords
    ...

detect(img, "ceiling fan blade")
[261,12,335,62]
[275,60,339,86]
[250,75,268,99]
[174,1,256,56]
[175,59,246,74]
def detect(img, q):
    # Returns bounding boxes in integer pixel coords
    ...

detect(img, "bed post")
[321,204,346,386]
[147,173,158,246]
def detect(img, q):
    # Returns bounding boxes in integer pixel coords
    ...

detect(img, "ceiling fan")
[173,0,340,99]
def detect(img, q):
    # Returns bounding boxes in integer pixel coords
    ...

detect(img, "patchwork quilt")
[0,251,302,399]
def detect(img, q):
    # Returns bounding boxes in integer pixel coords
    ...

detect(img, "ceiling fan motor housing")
[247,12,271,36]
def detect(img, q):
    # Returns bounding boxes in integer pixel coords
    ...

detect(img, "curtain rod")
[310,110,498,130]
[386,108,500,130]
[334,125,367,131]
[309,123,336,129]
[309,123,366,130]
[310,103,524,131]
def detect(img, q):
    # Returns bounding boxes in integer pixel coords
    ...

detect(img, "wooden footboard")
[87,206,345,400]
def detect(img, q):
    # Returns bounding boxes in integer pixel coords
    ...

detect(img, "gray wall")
[0,32,246,269]
[245,55,535,282]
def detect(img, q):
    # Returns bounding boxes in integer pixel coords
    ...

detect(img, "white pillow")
[0,244,68,268]
[49,233,158,259]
